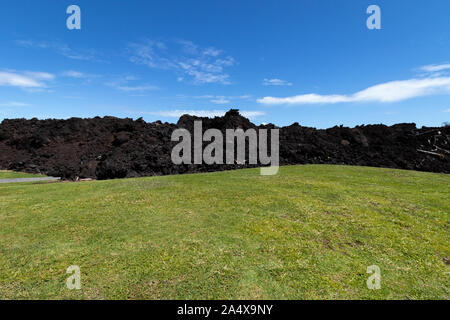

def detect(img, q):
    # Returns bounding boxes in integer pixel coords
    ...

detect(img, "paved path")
[0,177,60,184]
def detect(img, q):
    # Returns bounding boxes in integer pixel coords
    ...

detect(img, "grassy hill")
[0,170,45,179]
[0,165,448,299]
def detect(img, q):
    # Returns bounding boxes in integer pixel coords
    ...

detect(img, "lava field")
[0,110,448,180]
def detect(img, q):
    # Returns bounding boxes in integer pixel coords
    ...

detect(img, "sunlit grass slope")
[0,170,45,179]
[0,165,448,299]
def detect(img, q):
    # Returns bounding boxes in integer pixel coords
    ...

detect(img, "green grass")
[0,165,448,300]
[0,171,45,179]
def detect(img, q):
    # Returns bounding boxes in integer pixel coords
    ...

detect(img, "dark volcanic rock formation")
[0,109,448,180]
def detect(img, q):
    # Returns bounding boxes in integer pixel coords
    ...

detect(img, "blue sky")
[0,0,449,128]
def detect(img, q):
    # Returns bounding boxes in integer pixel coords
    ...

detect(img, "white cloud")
[0,72,42,88]
[144,109,226,118]
[241,111,266,118]
[194,95,215,99]
[263,78,292,86]
[211,97,230,104]
[62,70,85,78]
[0,101,31,107]
[353,77,450,102]
[107,75,159,93]
[203,47,222,57]
[115,85,159,92]
[420,63,450,73]
[178,40,198,55]
[0,71,54,89]
[16,40,103,62]
[128,39,235,84]
[23,71,55,80]
[194,94,252,104]
[124,75,139,81]
[444,109,450,113]
[258,77,450,105]
[136,109,265,119]
[61,71,100,85]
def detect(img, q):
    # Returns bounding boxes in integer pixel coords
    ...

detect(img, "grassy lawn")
[0,171,45,179]
[0,165,448,299]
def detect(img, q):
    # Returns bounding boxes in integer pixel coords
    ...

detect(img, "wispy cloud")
[0,101,31,107]
[16,40,103,62]
[239,111,266,118]
[420,63,450,73]
[203,47,222,57]
[0,71,54,89]
[194,94,252,104]
[211,97,230,104]
[128,39,235,84]
[263,78,292,86]
[106,75,159,93]
[258,77,450,105]
[61,70,86,78]
[444,108,450,113]
[23,71,55,80]
[115,85,159,92]
[132,109,265,119]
